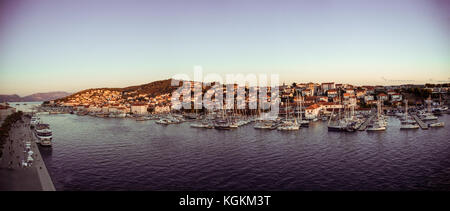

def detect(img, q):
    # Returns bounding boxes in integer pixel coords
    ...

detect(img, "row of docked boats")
[156,114,185,125]
[193,116,253,129]
[152,96,446,132]
[327,108,365,132]
[30,116,53,146]
[189,113,321,131]
[397,98,445,129]
[366,115,388,131]
[366,100,388,131]
[399,101,419,130]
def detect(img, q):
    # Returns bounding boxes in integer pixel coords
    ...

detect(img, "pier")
[358,114,376,131]
[412,115,428,130]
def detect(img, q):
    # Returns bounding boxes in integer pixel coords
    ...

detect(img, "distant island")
[0,91,71,103]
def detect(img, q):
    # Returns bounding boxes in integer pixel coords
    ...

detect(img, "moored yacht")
[214,120,233,130]
[366,122,386,131]
[34,123,53,146]
[428,122,445,127]
[299,119,310,127]
[420,113,438,121]
[277,120,300,131]
[254,121,275,129]
[400,123,419,130]
[191,120,214,129]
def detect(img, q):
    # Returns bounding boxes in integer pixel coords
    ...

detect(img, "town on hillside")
[36,80,450,120]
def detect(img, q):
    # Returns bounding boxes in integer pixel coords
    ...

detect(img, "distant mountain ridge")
[0,91,71,102]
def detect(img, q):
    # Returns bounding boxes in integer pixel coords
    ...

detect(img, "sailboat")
[214,103,234,130]
[367,99,386,131]
[254,101,276,129]
[327,91,354,132]
[277,95,300,131]
[400,99,419,130]
[298,95,310,127]
[420,96,438,121]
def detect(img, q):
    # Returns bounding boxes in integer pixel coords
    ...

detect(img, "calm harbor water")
[10,103,450,191]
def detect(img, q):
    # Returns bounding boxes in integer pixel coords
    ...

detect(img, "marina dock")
[358,114,375,131]
[412,115,428,130]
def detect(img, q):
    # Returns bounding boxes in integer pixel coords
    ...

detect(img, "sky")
[0,0,449,96]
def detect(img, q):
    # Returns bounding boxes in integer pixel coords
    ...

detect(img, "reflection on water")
[19,109,450,190]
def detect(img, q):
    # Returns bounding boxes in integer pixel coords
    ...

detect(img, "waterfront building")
[327,89,338,98]
[302,89,313,97]
[332,96,341,103]
[345,89,355,94]
[375,86,385,92]
[363,86,375,94]
[87,105,101,113]
[131,103,148,115]
[343,93,352,100]
[344,96,357,107]
[367,100,377,105]
[390,93,402,102]
[377,93,388,101]
[305,104,321,119]
[304,96,317,104]
[101,106,109,113]
[387,90,396,95]
[392,101,402,107]
[355,89,367,98]
[321,82,335,94]
[318,96,328,102]
[364,95,374,103]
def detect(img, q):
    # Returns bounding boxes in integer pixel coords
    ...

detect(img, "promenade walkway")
[0,116,55,191]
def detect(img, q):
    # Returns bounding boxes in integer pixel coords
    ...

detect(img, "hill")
[55,79,181,102]
[0,92,71,102]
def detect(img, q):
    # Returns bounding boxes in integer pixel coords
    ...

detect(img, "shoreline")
[0,115,55,191]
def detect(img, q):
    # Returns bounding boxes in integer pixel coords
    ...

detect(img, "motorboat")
[299,120,310,127]
[400,124,419,130]
[136,116,152,121]
[328,119,355,132]
[254,121,275,129]
[277,121,300,131]
[420,113,438,121]
[214,122,233,130]
[191,120,214,129]
[156,115,182,125]
[366,123,386,131]
[155,118,169,125]
[429,122,445,127]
